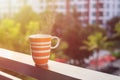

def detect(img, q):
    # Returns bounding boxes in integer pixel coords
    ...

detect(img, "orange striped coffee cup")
[29,34,60,66]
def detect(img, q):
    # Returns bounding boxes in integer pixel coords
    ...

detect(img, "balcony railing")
[0,48,120,80]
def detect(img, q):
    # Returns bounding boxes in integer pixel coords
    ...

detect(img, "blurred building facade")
[0,0,120,26]
[0,0,24,18]
[38,0,120,26]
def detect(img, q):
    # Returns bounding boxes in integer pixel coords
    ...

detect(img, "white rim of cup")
[29,34,51,38]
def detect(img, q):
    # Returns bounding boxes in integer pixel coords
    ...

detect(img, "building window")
[77,5,82,8]
[118,4,120,8]
[78,0,82,1]
[106,4,109,8]
[106,12,109,16]
[118,12,120,16]
[93,4,96,8]
[92,12,96,16]
[92,20,96,24]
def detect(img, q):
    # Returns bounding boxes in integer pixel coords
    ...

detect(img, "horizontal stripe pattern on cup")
[31,46,50,51]
[30,41,51,46]
[32,52,50,56]
[32,50,50,53]
[35,63,48,69]
[33,58,48,64]
[30,41,51,45]
[31,44,50,46]
[31,45,50,48]
[33,55,49,59]
[29,38,51,42]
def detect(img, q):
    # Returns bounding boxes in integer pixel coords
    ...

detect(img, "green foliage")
[81,32,114,51]
[0,5,57,54]
[115,22,120,35]
[0,4,118,64]
[0,18,20,50]
[19,21,40,54]
[106,16,120,35]
[14,6,39,24]
[112,49,120,58]
[52,13,94,60]
[50,40,69,60]
[52,11,108,61]
[105,18,120,50]
[0,18,40,54]
[25,21,40,36]
[110,22,120,49]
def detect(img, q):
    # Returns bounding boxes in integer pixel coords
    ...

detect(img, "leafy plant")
[0,17,41,54]
[80,32,114,69]
[110,22,120,58]
[106,16,120,35]
[115,21,120,36]
[50,40,69,61]
[0,18,20,49]
[82,32,113,51]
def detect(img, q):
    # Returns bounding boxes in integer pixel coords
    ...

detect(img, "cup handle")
[51,36,60,49]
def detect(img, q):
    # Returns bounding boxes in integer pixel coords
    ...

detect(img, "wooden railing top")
[0,48,120,80]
